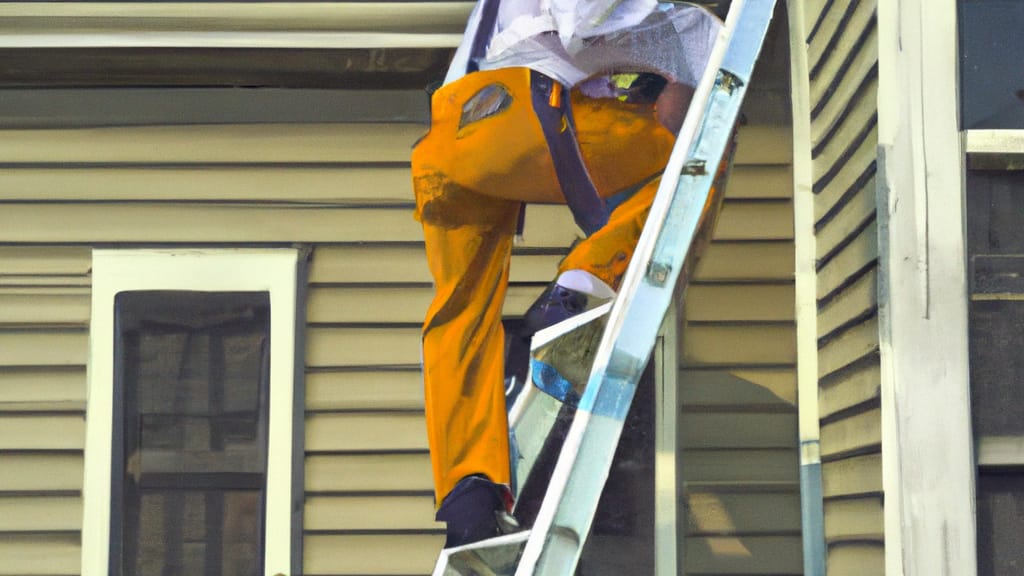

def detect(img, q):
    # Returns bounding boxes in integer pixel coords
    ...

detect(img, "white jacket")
[445,0,721,88]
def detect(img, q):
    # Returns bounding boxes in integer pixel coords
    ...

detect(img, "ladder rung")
[433,530,533,576]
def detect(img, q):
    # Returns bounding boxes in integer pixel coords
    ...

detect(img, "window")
[82,250,302,576]
[966,168,1024,576]
[959,0,1024,130]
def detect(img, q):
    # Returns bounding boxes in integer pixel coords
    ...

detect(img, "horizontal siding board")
[824,496,884,542]
[810,23,878,117]
[682,324,796,366]
[686,492,802,535]
[683,449,799,484]
[0,415,85,450]
[306,327,420,368]
[692,242,794,282]
[0,330,87,367]
[819,362,881,419]
[806,0,850,72]
[0,367,86,411]
[0,203,426,243]
[733,125,793,165]
[0,275,92,288]
[812,76,878,156]
[0,454,83,491]
[814,177,876,262]
[809,0,877,90]
[813,126,877,216]
[304,534,440,575]
[681,413,798,449]
[0,534,80,576]
[822,452,882,498]
[685,283,795,323]
[310,245,432,284]
[810,70,877,155]
[684,535,802,574]
[804,0,833,38]
[305,495,440,531]
[826,542,886,576]
[0,496,82,532]
[305,453,432,493]
[817,268,877,339]
[817,221,878,301]
[1,166,415,203]
[306,370,423,411]
[0,123,425,164]
[680,369,798,408]
[0,122,784,168]
[307,285,545,324]
[305,412,427,452]
[818,316,879,379]
[0,292,90,325]
[820,407,881,460]
[812,115,875,188]
[724,165,793,199]
[0,247,91,276]
[810,31,877,137]
[713,201,794,241]
[310,246,564,285]
[0,203,577,248]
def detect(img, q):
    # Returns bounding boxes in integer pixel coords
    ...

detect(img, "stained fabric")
[414,67,681,504]
[415,2,725,509]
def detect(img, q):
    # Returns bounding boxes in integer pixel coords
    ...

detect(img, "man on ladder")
[411,0,724,549]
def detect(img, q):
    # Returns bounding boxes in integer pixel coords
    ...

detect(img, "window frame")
[877,0,978,574]
[82,249,302,576]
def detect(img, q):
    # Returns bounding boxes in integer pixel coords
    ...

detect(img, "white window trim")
[877,0,977,575]
[82,249,300,576]
[964,130,1024,154]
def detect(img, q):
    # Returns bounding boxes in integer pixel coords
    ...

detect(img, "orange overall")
[412,67,679,505]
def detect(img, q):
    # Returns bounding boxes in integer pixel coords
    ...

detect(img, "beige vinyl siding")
[0,247,91,576]
[303,226,567,573]
[681,122,801,575]
[800,0,884,571]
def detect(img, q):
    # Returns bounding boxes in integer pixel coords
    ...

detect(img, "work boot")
[522,270,615,335]
[436,475,520,548]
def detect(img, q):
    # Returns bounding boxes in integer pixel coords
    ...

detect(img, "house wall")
[0,108,579,574]
[0,4,806,573]
[0,246,90,574]
[0,120,804,576]
[678,9,804,574]
[791,0,884,573]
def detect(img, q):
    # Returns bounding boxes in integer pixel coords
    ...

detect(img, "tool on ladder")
[433,0,778,572]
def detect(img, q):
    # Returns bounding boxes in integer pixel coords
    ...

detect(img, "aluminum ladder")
[434,0,778,572]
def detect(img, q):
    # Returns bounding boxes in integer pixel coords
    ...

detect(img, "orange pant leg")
[558,176,660,289]
[412,67,679,506]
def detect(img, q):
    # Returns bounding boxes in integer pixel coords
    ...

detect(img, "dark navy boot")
[436,476,520,548]
[522,270,615,336]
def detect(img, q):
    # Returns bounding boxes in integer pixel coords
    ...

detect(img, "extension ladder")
[434,0,778,572]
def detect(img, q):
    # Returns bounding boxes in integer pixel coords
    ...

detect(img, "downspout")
[786,1,826,574]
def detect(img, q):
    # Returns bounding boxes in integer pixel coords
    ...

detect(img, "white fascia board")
[0,31,464,49]
[82,248,300,576]
[0,2,470,48]
[876,1,977,575]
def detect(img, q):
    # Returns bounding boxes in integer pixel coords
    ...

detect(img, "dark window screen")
[967,170,1024,575]
[959,0,1024,129]
[977,473,1024,576]
[111,291,270,576]
[967,171,1024,437]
